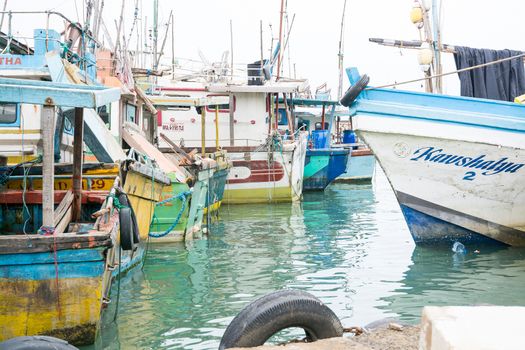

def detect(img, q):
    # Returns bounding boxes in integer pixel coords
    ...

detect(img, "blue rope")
[149,190,191,238]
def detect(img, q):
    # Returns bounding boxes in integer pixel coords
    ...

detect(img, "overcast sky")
[8,0,525,96]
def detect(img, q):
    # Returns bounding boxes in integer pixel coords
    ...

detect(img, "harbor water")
[92,169,525,349]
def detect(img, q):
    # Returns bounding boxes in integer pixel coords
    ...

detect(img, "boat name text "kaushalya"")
[410,147,523,180]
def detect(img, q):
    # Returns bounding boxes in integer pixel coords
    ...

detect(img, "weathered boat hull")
[223,134,307,204]
[303,148,349,190]
[0,235,113,345]
[352,86,525,246]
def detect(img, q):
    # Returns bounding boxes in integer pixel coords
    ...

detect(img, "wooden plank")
[54,190,73,227]
[54,206,72,235]
[72,107,84,221]
[41,104,55,227]
[122,124,188,182]
[0,234,113,254]
[159,132,193,162]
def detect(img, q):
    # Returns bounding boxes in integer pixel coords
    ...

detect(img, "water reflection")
[89,171,525,350]
[381,245,525,323]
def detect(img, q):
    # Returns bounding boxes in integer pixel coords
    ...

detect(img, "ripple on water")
[89,170,525,350]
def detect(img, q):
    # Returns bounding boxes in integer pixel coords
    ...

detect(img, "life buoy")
[0,336,79,350]
[340,74,370,107]
[219,289,343,349]
[117,193,140,246]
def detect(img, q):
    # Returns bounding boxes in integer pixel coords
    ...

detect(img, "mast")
[276,0,285,80]
[337,0,347,100]
[229,19,234,80]
[152,0,158,70]
[431,0,442,93]
[171,11,175,79]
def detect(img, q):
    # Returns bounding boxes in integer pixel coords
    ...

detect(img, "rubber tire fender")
[0,336,79,350]
[117,193,140,245]
[219,289,343,349]
[339,74,369,107]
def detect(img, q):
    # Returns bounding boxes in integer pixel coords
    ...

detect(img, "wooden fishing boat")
[346,69,525,246]
[0,79,169,345]
[0,25,170,344]
[152,81,308,204]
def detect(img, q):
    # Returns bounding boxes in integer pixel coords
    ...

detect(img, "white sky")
[7,0,525,96]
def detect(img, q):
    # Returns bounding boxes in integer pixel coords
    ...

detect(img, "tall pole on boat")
[230,19,234,80]
[276,0,285,80]
[171,11,175,79]
[152,0,159,70]
[72,108,84,222]
[431,0,442,93]
[41,102,55,228]
[0,0,8,33]
[337,0,347,100]
[260,20,264,69]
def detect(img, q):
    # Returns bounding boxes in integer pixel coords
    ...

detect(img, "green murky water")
[92,171,525,349]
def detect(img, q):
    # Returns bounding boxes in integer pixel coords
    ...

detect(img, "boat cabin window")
[205,94,235,113]
[0,103,19,125]
[126,104,137,124]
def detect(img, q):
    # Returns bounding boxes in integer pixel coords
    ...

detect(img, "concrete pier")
[420,306,525,350]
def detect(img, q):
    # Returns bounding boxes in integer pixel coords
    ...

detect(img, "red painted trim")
[0,190,107,205]
[157,109,163,126]
[227,160,285,184]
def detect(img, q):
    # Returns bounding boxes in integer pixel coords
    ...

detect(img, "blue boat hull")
[303,149,349,191]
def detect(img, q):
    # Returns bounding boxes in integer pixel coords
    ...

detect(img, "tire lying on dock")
[0,336,79,350]
[219,289,343,349]
[339,74,369,107]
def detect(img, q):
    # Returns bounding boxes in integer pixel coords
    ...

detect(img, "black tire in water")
[339,74,370,107]
[0,336,79,350]
[219,289,343,349]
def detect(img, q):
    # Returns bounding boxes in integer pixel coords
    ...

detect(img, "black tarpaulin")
[454,46,525,102]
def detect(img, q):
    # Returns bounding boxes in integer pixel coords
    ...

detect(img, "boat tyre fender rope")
[0,336,79,350]
[340,74,369,107]
[116,192,140,250]
[219,289,343,349]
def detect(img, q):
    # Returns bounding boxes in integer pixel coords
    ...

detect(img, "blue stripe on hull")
[399,204,504,245]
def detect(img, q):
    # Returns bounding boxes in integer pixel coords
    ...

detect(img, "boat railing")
[0,11,100,77]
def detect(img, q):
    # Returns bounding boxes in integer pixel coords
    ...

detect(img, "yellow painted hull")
[123,170,167,240]
[223,187,293,204]
[0,277,103,344]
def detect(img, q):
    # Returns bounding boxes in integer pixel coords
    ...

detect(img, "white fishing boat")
[345,72,525,246]
[151,81,308,204]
